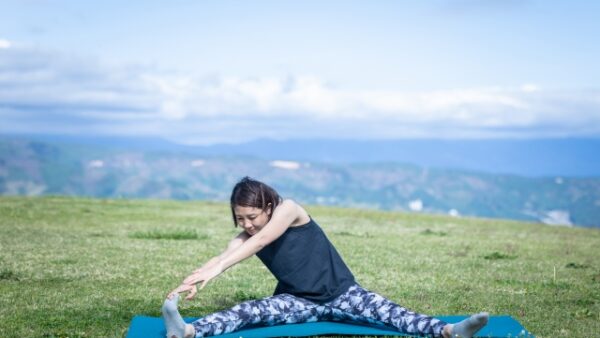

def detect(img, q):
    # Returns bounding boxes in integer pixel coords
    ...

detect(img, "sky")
[1,0,599,145]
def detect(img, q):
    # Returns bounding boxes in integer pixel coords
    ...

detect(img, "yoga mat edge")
[127,315,534,338]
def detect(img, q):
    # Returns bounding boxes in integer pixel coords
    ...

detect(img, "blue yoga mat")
[126,315,533,337]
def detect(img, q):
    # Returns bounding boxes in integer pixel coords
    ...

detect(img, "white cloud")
[88,160,104,168]
[190,160,205,167]
[1,47,600,144]
[520,83,540,93]
[0,39,11,49]
[145,75,599,133]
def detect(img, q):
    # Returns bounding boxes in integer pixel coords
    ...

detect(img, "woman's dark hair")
[230,177,282,227]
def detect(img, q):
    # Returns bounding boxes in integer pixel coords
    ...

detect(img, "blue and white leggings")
[191,284,447,337]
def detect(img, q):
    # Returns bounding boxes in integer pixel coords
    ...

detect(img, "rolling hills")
[1,136,599,227]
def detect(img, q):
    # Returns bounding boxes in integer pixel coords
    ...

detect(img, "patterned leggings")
[191,284,447,337]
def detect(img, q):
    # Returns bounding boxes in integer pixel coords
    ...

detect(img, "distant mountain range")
[1,135,599,228]
[5,134,600,177]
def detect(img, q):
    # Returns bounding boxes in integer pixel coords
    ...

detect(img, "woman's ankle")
[184,324,195,338]
[442,324,453,338]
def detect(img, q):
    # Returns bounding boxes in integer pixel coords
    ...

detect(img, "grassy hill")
[0,196,599,337]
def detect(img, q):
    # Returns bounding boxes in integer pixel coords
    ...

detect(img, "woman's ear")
[266,203,272,215]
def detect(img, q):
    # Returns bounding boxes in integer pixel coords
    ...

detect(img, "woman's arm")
[191,231,250,273]
[168,231,249,300]
[182,199,301,288]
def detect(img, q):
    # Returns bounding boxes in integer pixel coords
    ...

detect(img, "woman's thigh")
[326,284,446,336]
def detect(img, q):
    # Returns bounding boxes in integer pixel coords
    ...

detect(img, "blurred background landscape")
[2,134,599,227]
[1,1,599,228]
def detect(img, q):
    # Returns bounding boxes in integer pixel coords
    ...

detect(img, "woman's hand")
[182,267,206,285]
[167,263,224,301]
[167,283,198,300]
[183,263,223,289]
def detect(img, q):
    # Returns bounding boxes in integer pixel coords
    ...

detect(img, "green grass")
[129,229,207,240]
[0,196,599,337]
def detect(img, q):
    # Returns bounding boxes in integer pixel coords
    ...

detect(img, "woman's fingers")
[167,282,202,301]
[166,290,179,300]
[184,285,198,300]
[168,284,191,298]
[172,264,222,300]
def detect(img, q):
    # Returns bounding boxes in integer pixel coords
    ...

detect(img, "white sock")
[451,312,489,338]
[162,294,187,338]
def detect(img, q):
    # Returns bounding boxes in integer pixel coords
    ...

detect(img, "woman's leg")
[326,284,447,338]
[190,293,327,337]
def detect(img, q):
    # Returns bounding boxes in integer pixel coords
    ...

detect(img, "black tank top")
[256,217,355,303]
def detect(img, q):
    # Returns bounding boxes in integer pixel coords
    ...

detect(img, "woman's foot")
[445,312,489,338]
[162,294,195,338]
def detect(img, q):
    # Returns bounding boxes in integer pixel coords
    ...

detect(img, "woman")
[162,177,488,338]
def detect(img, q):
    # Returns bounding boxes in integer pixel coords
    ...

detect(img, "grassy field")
[0,196,599,337]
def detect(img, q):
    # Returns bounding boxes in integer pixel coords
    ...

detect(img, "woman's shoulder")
[277,198,301,211]
[278,199,311,227]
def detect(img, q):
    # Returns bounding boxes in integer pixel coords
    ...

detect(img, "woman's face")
[233,205,271,236]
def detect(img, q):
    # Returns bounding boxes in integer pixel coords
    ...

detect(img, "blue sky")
[1,0,599,144]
